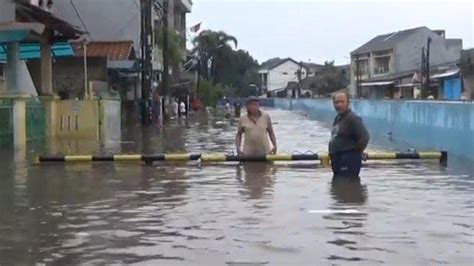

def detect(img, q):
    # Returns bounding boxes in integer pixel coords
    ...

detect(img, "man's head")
[333,91,350,114]
[246,96,260,115]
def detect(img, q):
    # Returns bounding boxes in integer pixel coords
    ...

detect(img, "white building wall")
[267,61,304,92]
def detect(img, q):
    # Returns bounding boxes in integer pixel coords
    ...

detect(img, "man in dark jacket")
[329,91,370,178]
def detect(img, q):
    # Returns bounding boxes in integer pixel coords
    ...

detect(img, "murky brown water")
[0,109,473,265]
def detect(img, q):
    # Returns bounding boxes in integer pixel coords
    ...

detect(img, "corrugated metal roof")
[73,41,135,60]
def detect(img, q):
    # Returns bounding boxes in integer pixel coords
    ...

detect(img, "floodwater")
[0,109,473,265]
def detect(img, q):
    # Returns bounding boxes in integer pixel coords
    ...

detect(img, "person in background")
[234,101,242,118]
[224,100,231,118]
[235,97,277,156]
[329,91,370,178]
[179,100,186,117]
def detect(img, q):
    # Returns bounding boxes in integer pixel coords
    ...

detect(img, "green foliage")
[155,25,184,66]
[193,30,259,97]
[306,60,348,96]
[218,49,259,96]
[198,79,223,107]
[192,30,238,83]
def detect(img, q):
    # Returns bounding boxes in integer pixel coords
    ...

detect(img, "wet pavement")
[0,108,473,265]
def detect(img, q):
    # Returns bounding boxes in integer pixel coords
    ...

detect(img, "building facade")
[53,0,192,95]
[350,27,462,99]
[461,49,474,100]
[258,58,316,97]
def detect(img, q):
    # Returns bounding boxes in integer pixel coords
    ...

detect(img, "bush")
[198,80,223,107]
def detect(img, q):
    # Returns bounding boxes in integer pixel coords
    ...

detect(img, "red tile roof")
[73,41,135,60]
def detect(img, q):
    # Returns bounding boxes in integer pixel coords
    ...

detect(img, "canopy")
[360,81,394,86]
[0,42,74,62]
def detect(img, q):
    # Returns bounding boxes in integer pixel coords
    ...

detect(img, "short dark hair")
[333,90,350,102]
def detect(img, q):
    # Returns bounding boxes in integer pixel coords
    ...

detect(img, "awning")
[360,81,394,86]
[16,2,83,40]
[430,69,460,79]
[270,87,288,93]
[0,21,45,42]
[396,83,421,88]
[107,60,138,71]
[0,42,74,61]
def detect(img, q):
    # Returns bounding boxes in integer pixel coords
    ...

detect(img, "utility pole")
[425,37,432,98]
[140,0,153,124]
[421,46,425,95]
[161,0,170,101]
[83,40,88,99]
[297,61,303,98]
[355,54,361,97]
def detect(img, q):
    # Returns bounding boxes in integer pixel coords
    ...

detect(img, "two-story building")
[258,58,322,97]
[350,27,462,99]
[460,49,474,100]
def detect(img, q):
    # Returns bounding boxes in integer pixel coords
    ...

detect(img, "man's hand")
[362,152,369,161]
[270,146,277,155]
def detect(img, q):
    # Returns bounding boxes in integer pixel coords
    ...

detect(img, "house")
[25,40,138,100]
[258,58,321,97]
[53,0,192,96]
[0,0,82,96]
[460,49,474,100]
[350,27,462,99]
[73,41,138,100]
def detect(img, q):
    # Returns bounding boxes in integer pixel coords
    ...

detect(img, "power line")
[69,0,92,40]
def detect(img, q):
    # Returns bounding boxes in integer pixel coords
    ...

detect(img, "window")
[353,59,369,76]
[282,72,288,75]
[374,56,390,75]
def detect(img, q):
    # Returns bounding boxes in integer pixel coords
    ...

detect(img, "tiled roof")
[73,41,135,60]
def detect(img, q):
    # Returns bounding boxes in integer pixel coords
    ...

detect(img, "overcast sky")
[187,0,474,65]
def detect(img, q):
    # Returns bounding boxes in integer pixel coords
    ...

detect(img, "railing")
[0,101,13,147]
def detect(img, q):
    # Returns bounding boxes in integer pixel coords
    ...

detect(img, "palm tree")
[192,30,238,84]
[155,25,185,85]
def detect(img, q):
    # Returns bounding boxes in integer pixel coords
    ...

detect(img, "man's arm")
[235,119,244,155]
[267,115,278,154]
[353,116,370,152]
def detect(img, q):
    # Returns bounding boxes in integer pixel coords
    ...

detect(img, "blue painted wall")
[274,99,474,160]
[443,78,462,100]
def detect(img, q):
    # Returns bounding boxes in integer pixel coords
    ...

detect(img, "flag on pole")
[190,22,202,33]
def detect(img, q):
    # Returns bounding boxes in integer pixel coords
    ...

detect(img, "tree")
[155,25,185,85]
[303,61,348,97]
[192,30,238,84]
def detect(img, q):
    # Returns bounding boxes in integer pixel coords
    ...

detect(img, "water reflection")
[236,163,277,199]
[325,178,370,262]
[0,108,473,264]
[330,177,367,204]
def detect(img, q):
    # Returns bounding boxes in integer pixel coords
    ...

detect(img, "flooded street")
[0,109,473,265]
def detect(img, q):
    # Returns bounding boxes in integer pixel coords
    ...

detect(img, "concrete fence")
[0,96,121,150]
[54,99,121,141]
[273,98,474,160]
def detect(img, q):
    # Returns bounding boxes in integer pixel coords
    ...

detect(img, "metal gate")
[0,100,13,147]
[26,99,46,141]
